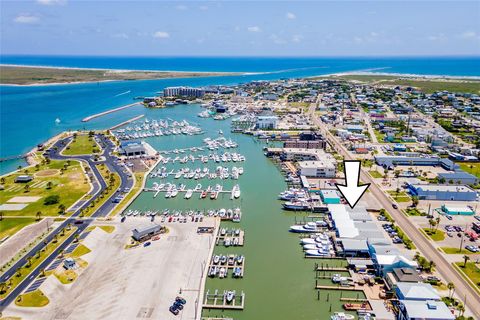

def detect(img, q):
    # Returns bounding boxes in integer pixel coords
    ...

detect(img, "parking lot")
[4,217,216,320]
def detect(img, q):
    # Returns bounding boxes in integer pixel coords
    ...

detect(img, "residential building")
[397,300,455,320]
[163,86,204,98]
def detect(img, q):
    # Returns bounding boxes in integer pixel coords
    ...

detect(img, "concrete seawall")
[82,102,141,122]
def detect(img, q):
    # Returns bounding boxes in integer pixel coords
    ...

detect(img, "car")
[143,242,151,247]
[169,306,179,315]
[175,296,186,305]
[447,232,453,237]
[121,216,126,223]
[475,216,480,222]
[445,215,453,220]
[392,203,398,209]
[173,301,184,310]
[466,245,478,252]
[457,233,462,237]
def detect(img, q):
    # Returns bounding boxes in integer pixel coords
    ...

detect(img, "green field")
[62,135,100,156]
[387,190,411,202]
[15,289,49,307]
[440,247,475,255]
[458,162,480,179]
[369,170,383,178]
[0,218,37,240]
[69,243,91,258]
[422,228,446,241]
[0,160,90,217]
[454,262,480,290]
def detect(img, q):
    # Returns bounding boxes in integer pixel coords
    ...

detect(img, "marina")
[203,290,246,310]
[215,228,245,247]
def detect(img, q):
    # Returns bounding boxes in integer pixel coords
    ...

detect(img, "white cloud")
[427,33,447,42]
[247,26,261,32]
[270,34,286,45]
[36,0,66,5]
[286,12,296,20]
[153,31,170,39]
[292,34,303,43]
[176,4,188,10]
[14,14,40,24]
[112,33,129,39]
[460,31,477,39]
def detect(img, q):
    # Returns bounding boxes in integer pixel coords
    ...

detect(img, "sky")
[0,0,479,57]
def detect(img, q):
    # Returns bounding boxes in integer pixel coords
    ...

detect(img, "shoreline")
[0,64,244,86]
[321,70,480,81]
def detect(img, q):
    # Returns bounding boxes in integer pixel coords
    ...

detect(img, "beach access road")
[3,217,216,320]
[308,101,480,319]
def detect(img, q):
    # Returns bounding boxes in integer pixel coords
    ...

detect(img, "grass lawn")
[62,134,100,156]
[458,162,480,179]
[0,159,90,217]
[454,262,480,290]
[387,191,411,203]
[369,170,383,178]
[0,226,76,299]
[69,243,91,258]
[99,225,115,233]
[81,164,120,217]
[0,218,37,239]
[440,247,475,255]
[15,289,49,307]
[403,208,426,216]
[422,228,446,241]
[54,269,78,284]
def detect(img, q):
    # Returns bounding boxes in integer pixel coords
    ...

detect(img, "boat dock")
[208,255,245,277]
[203,289,245,310]
[82,102,141,122]
[110,114,145,130]
[215,229,245,246]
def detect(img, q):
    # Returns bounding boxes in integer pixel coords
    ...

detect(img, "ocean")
[1,55,479,174]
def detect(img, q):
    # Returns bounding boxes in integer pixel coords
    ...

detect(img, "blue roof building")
[320,190,341,204]
[438,171,479,185]
[407,183,477,201]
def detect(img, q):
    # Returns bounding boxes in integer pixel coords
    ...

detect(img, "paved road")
[308,102,480,318]
[0,134,134,311]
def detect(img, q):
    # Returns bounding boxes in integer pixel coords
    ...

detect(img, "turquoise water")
[126,104,360,319]
[1,56,480,174]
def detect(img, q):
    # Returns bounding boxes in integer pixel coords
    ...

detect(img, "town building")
[298,160,336,178]
[14,175,33,183]
[120,141,147,157]
[395,282,440,301]
[283,139,326,149]
[397,300,455,320]
[437,171,479,185]
[320,190,341,204]
[131,224,163,241]
[407,184,477,201]
[163,86,204,98]
[256,115,278,129]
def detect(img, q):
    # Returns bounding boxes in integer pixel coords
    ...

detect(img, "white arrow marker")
[335,160,370,209]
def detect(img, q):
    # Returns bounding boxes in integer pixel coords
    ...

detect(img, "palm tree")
[0,281,7,294]
[458,304,465,316]
[427,260,435,273]
[411,196,419,208]
[24,184,30,193]
[428,218,436,232]
[26,256,32,268]
[46,181,53,189]
[36,211,42,221]
[0,211,3,221]
[0,177,5,185]
[447,282,455,299]
[463,255,471,267]
[58,204,66,215]
[15,267,22,277]
[435,216,441,231]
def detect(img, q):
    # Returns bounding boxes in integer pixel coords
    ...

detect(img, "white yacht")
[289,222,318,233]
[184,189,193,199]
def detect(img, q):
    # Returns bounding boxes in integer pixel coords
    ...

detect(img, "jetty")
[81,102,141,122]
[109,114,145,130]
[203,289,245,310]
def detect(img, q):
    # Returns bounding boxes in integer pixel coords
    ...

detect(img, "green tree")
[24,184,30,193]
[36,211,42,221]
[0,281,7,294]
[411,196,419,208]
[46,181,53,189]
[447,282,455,299]
[463,255,470,267]
[0,177,5,185]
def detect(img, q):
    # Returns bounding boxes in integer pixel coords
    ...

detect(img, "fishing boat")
[282,201,309,211]
[236,255,244,265]
[200,190,208,199]
[224,238,231,247]
[225,291,235,303]
[330,312,355,320]
[219,267,226,278]
[231,184,241,199]
[289,222,319,233]
[220,255,227,265]
[213,255,220,264]
[184,189,193,199]
[233,267,242,278]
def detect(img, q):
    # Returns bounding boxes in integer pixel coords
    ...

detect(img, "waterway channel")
[126,104,363,319]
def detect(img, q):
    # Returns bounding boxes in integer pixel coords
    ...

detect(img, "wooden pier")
[315,285,360,291]
[203,289,245,310]
[215,229,245,246]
